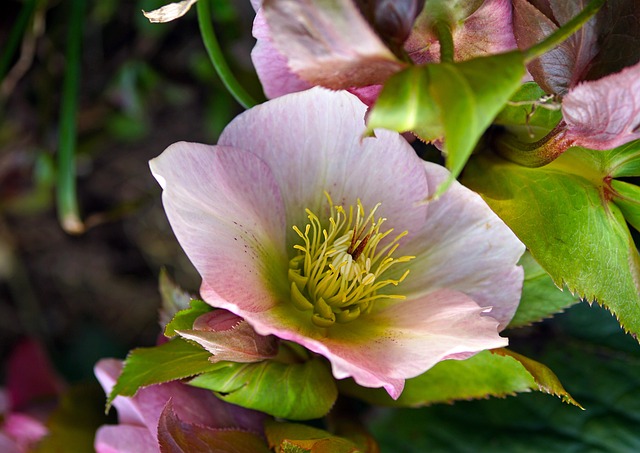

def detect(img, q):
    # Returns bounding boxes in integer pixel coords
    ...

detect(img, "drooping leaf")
[157,401,270,453]
[367,303,640,452]
[262,0,405,89]
[340,348,578,407]
[189,355,337,420]
[508,251,580,328]
[265,420,362,453]
[367,51,524,195]
[164,299,211,337]
[462,145,640,336]
[563,61,640,150]
[175,310,278,363]
[108,339,223,406]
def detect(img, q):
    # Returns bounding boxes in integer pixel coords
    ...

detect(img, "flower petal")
[95,425,158,453]
[251,9,312,99]
[223,288,506,399]
[218,88,429,245]
[397,162,525,329]
[261,0,405,89]
[563,61,640,150]
[406,0,517,64]
[150,142,289,314]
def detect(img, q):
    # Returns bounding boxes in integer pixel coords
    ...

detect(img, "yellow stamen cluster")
[288,193,414,327]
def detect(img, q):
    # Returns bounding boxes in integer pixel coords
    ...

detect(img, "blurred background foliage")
[0,0,263,378]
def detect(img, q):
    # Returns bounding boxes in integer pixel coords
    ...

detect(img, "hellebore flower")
[251,0,517,99]
[0,339,64,453]
[94,359,265,453]
[150,88,525,398]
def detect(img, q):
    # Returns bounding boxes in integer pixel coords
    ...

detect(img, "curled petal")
[563,61,640,150]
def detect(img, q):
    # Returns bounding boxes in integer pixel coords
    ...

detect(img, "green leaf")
[265,420,361,453]
[611,179,640,232]
[367,51,524,196]
[366,303,640,452]
[108,338,223,406]
[164,299,211,337]
[605,141,640,177]
[508,251,580,328]
[35,383,109,453]
[462,146,640,337]
[189,356,338,420]
[340,348,578,407]
[157,401,270,453]
[493,82,562,141]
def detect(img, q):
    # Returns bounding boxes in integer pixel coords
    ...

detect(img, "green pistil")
[289,193,414,328]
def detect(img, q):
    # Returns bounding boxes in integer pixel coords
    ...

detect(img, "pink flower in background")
[0,339,64,453]
[94,359,265,453]
[150,88,525,399]
[251,0,517,100]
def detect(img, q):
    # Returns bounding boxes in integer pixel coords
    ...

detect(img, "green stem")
[197,0,257,109]
[433,21,454,63]
[523,0,605,62]
[0,0,38,82]
[493,121,575,167]
[56,0,85,234]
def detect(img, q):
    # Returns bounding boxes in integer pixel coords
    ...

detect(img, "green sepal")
[611,179,640,232]
[164,299,211,337]
[367,51,524,196]
[189,355,338,420]
[107,338,224,408]
[339,348,579,408]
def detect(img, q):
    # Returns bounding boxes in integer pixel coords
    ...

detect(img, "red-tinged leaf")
[262,0,405,89]
[176,310,278,363]
[157,401,270,453]
[406,0,517,64]
[512,0,598,94]
[265,420,362,453]
[513,0,640,94]
[563,61,640,150]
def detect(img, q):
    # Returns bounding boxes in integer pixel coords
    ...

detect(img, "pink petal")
[397,162,524,330]
[563,61,640,150]
[95,359,146,427]
[150,142,288,316]
[406,0,516,64]
[251,9,312,99]
[95,425,158,453]
[262,0,405,89]
[225,288,506,399]
[218,88,429,244]
[0,434,21,453]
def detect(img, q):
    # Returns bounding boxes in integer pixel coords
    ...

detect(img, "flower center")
[288,193,414,327]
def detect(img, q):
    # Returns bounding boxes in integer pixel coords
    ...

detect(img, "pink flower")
[150,88,525,398]
[251,0,517,100]
[0,339,64,453]
[94,359,265,453]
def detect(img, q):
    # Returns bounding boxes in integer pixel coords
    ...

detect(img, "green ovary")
[288,193,414,328]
